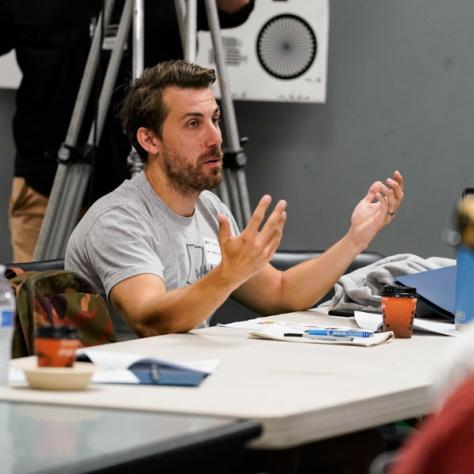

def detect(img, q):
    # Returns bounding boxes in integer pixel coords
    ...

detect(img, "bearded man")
[65,60,404,337]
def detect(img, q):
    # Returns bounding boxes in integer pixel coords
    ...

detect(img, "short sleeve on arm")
[85,207,164,297]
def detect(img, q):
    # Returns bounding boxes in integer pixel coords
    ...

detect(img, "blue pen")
[304,328,373,338]
[303,334,354,342]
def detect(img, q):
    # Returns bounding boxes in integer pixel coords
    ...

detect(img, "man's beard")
[162,145,223,195]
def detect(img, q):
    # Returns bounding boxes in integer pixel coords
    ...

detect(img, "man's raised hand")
[348,170,405,251]
[217,195,287,287]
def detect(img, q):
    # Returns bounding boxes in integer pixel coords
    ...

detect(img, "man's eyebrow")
[179,107,220,121]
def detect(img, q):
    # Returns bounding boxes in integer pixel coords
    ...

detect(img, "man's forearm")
[131,265,241,336]
[278,233,363,311]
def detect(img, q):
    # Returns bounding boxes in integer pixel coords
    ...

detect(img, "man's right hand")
[217,195,287,288]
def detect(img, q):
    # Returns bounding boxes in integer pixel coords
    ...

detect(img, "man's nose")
[204,121,222,147]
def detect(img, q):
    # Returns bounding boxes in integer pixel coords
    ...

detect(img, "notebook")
[396,266,456,321]
[76,349,219,387]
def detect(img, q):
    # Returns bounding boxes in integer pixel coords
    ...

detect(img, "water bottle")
[0,266,16,385]
[454,196,474,330]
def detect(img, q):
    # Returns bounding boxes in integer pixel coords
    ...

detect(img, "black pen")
[283,332,355,342]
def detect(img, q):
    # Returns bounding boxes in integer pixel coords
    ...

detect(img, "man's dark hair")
[119,60,217,161]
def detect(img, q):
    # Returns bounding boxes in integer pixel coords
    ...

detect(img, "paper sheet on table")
[80,349,219,374]
[220,318,336,332]
[222,318,393,346]
[249,326,393,347]
[354,311,459,337]
[81,349,220,385]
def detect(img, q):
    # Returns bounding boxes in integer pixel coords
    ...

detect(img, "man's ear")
[136,127,161,156]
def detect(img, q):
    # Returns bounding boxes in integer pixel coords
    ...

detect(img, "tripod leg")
[184,0,197,61]
[204,0,252,226]
[63,0,116,151]
[34,0,133,260]
[174,0,197,62]
[132,0,144,76]
[225,169,244,229]
[174,0,187,52]
[88,1,133,143]
[127,0,145,176]
[34,0,115,260]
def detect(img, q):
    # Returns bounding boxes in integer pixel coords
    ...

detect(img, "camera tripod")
[33,0,252,260]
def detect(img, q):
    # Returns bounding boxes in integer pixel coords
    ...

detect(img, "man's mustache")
[199,146,223,163]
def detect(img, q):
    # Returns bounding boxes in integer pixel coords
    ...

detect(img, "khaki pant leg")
[9,177,49,263]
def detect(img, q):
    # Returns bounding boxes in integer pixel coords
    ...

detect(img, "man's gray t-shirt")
[65,172,239,301]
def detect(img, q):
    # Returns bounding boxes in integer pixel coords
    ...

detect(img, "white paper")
[411,319,459,337]
[92,369,139,384]
[80,349,219,375]
[220,318,341,332]
[8,367,26,384]
[353,312,383,332]
[221,318,392,346]
[203,237,222,266]
[354,311,459,337]
[250,326,393,347]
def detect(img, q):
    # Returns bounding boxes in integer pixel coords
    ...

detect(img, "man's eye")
[188,120,198,128]
[212,116,221,125]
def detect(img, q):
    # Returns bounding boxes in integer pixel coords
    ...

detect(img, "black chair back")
[6,259,65,272]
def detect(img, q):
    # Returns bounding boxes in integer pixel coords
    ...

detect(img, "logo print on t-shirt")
[185,244,211,284]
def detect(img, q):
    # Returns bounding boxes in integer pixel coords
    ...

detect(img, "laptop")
[395,266,456,321]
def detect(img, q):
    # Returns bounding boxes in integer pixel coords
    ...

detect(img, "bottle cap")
[381,285,417,297]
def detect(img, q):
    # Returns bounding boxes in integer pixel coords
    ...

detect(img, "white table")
[1,310,455,449]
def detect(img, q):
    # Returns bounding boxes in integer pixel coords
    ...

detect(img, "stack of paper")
[249,325,393,346]
[222,319,394,347]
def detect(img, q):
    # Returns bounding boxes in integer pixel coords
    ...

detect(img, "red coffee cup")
[35,326,80,367]
[381,286,417,338]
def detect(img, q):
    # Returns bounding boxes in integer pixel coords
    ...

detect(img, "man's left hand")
[348,170,405,251]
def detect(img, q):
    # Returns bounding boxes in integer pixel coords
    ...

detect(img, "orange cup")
[35,326,80,367]
[381,286,417,338]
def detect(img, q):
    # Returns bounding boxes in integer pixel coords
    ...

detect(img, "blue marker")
[304,328,373,338]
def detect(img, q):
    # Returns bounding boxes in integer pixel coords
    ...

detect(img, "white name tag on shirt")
[203,237,222,266]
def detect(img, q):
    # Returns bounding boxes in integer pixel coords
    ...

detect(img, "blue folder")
[76,353,209,387]
[129,358,208,387]
[396,266,456,320]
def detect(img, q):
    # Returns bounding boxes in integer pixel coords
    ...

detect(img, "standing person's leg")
[9,177,49,262]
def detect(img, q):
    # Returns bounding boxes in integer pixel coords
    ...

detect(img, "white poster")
[0,51,21,89]
[196,0,329,103]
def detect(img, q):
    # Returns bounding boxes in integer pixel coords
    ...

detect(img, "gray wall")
[1,0,473,262]
[234,0,473,260]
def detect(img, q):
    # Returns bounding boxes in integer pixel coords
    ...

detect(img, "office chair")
[210,250,385,326]
[5,258,65,272]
